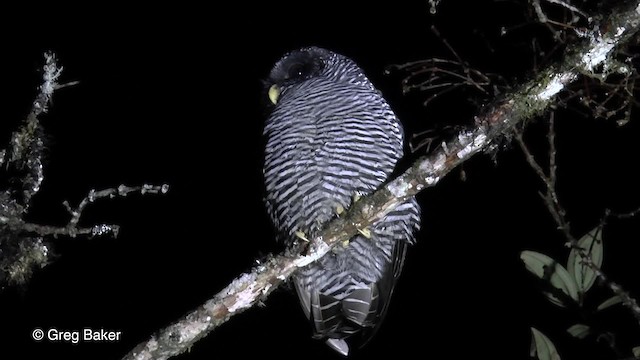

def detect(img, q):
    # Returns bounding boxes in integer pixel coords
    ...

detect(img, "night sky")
[2,1,640,359]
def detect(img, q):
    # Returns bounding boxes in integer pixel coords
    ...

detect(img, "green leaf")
[521,251,579,307]
[597,296,623,311]
[566,324,590,339]
[530,327,561,360]
[632,346,640,359]
[567,227,603,294]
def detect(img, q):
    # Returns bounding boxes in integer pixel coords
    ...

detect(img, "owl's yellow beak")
[268,85,281,105]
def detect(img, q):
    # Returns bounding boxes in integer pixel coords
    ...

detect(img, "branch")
[60,184,170,237]
[121,2,640,359]
[0,184,168,286]
[1,53,64,287]
[0,53,170,287]
[0,52,61,209]
[606,205,640,220]
[545,0,588,19]
[1,184,169,239]
[531,0,589,40]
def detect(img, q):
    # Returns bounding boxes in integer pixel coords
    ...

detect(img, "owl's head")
[265,47,371,105]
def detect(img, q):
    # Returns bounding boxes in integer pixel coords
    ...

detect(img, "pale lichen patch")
[582,37,616,72]
[294,239,331,268]
[536,73,569,101]
[387,178,412,198]
[227,282,258,313]
[456,133,487,159]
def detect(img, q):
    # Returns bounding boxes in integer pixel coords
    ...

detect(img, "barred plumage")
[263,47,420,355]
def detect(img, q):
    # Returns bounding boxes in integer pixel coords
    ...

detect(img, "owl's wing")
[292,237,408,356]
[358,198,421,346]
[358,238,408,348]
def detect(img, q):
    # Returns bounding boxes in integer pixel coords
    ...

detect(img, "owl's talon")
[295,230,310,242]
[341,240,350,248]
[335,204,345,216]
[357,228,371,239]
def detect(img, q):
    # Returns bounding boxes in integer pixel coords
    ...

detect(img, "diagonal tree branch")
[122,2,640,359]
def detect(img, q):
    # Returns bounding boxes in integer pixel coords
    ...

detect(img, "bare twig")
[531,0,563,40]
[515,127,567,231]
[1,184,170,239]
[392,57,493,101]
[389,25,504,106]
[61,184,170,235]
[389,55,498,153]
[389,42,502,153]
[121,3,640,359]
[548,112,557,189]
[431,26,464,67]
[571,68,640,124]
[532,0,550,23]
[428,0,441,15]
[545,0,588,19]
[0,183,169,286]
[54,80,80,90]
[605,206,640,220]
[532,0,589,38]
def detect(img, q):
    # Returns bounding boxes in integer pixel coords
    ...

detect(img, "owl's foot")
[357,227,371,239]
[295,230,310,242]
[352,191,363,203]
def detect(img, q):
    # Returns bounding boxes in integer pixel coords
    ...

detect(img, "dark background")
[1,1,639,359]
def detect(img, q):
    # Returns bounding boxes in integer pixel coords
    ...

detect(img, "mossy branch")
[0,55,168,287]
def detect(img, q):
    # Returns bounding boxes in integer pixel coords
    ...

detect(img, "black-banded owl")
[263,47,420,356]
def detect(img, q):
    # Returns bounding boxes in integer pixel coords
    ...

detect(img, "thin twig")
[54,80,80,90]
[1,184,169,239]
[548,113,557,189]
[545,0,588,19]
[431,26,464,66]
[62,184,170,232]
[531,0,563,40]
[532,0,549,23]
[605,206,640,220]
